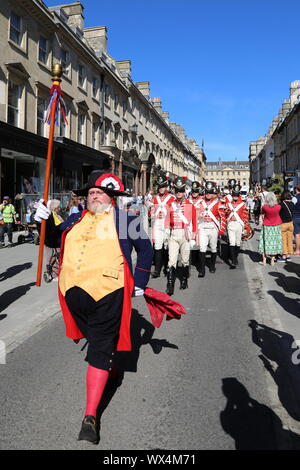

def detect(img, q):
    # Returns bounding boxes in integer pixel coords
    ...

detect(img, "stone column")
[142,169,147,194]
[119,157,123,180]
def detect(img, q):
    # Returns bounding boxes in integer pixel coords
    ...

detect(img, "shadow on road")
[267,290,300,319]
[240,249,261,263]
[0,263,32,282]
[220,377,300,449]
[284,262,300,278]
[249,319,300,422]
[0,282,36,313]
[269,271,300,296]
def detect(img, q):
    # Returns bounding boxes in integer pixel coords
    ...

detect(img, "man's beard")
[88,201,111,214]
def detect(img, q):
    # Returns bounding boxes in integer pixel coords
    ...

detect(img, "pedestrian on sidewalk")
[44,199,64,281]
[0,196,17,248]
[278,192,294,262]
[258,192,283,266]
[35,171,153,444]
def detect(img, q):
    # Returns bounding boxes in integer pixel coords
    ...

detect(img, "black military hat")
[232,184,241,196]
[228,178,236,188]
[157,172,168,188]
[174,177,186,192]
[191,181,201,193]
[205,181,218,194]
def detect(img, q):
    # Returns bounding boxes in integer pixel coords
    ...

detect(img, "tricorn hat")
[205,181,217,194]
[157,172,168,188]
[174,177,186,192]
[73,171,130,197]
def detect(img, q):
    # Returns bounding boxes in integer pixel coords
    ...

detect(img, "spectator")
[292,185,300,255]
[258,192,282,266]
[67,193,83,216]
[0,196,17,248]
[253,193,261,225]
[278,192,294,262]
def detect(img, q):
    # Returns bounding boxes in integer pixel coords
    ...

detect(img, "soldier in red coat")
[189,181,204,273]
[197,181,227,277]
[224,183,250,268]
[149,172,175,278]
[165,177,197,295]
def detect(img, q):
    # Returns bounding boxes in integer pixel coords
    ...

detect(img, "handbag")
[0,219,5,226]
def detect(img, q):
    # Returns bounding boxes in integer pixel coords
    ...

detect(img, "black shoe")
[78,415,98,444]
[209,253,217,273]
[198,252,206,277]
[151,271,160,278]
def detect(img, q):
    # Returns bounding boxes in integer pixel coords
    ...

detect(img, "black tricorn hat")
[157,172,168,188]
[174,177,186,192]
[73,171,130,197]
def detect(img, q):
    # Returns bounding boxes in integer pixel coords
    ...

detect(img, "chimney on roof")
[151,97,162,114]
[83,26,107,53]
[162,111,169,122]
[136,81,150,99]
[116,60,131,78]
[290,80,300,107]
[60,2,84,29]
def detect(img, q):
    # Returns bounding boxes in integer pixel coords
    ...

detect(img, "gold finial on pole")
[52,63,63,82]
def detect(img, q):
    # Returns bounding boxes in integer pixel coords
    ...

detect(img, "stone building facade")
[249,81,300,187]
[0,0,205,211]
[205,159,250,188]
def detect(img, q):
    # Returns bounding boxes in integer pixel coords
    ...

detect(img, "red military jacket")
[165,198,197,239]
[197,196,227,235]
[149,192,175,220]
[225,197,250,229]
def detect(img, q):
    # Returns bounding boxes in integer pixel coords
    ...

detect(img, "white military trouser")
[168,228,190,268]
[227,220,243,246]
[198,221,218,253]
[152,218,169,250]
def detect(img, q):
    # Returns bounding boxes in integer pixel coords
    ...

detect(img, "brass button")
[109,359,112,363]
[77,267,80,270]
[109,368,112,371]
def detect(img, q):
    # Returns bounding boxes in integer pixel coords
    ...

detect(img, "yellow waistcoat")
[59,209,124,301]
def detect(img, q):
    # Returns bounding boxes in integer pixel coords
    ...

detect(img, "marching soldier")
[224,184,250,268]
[165,177,197,295]
[197,181,227,277]
[149,172,175,278]
[189,181,204,272]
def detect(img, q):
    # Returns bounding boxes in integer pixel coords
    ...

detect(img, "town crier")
[224,183,250,268]
[165,177,197,295]
[197,181,227,277]
[149,172,175,278]
[34,171,153,444]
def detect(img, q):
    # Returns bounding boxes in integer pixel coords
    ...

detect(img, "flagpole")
[36,64,63,287]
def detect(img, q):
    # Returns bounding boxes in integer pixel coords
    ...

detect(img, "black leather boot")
[180,266,189,289]
[166,267,176,295]
[162,248,169,276]
[198,252,206,278]
[209,253,217,273]
[152,249,163,278]
[229,245,237,268]
[235,246,240,265]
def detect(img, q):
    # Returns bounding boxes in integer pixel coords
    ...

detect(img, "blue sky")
[45,0,300,162]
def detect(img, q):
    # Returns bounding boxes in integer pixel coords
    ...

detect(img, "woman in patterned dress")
[258,192,283,266]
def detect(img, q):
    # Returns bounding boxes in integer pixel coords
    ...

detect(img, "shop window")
[10,12,22,45]
[7,80,20,126]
